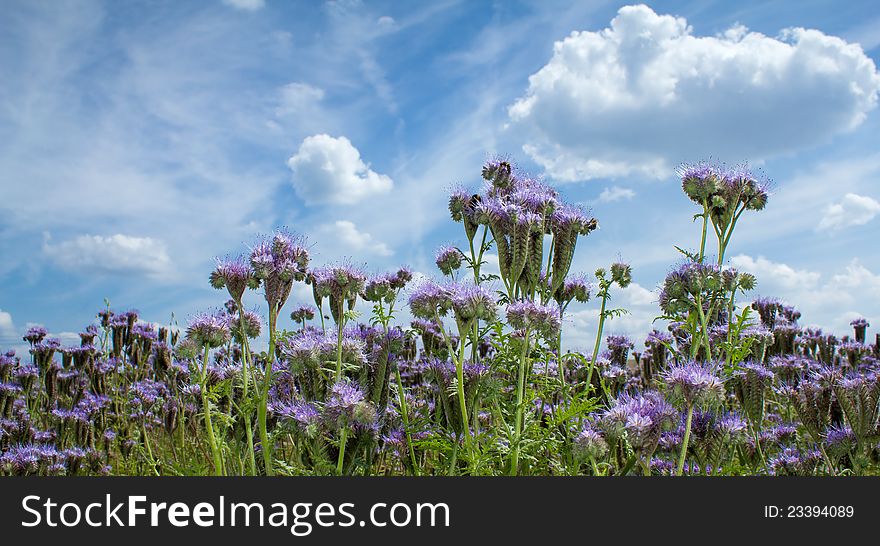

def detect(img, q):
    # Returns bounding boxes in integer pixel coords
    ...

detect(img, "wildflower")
[435,246,463,277]
[601,391,676,454]
[23,326,47,346]
[186,312,231,349]
[228,309,262,341]
[662,361,725,409]
[733,362,775,426]
[210,255,257,302]
[290,305,316,324]
[308,263,367,323]
[324,380,372,428]
[506,300,561,340]
[408,280,453,320]
[610,262,632,288]
[553,273,591,307]
[448,282,496,326]
[250,230,309,311]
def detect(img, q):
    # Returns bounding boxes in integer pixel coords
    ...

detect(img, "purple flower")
[601,391,676,453]
[409,279,453,320]
[278,401,321,434]
[574,425,608,461]
[23,326,47,346]
[662,361,725,408]
[250,230,309,309]
[435,246,463,277]
[448,282,497,325]
[850,317,870,328]
[210,255,256,302]
[506,300,561,340]
[554,274,591,306]
[186,312,231,349]
[290,305,316,323]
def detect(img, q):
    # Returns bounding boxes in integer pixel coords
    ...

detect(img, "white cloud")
[221,0,265,11]
[0,309,14,338]
[730,254,820,291]
[730,255,879,334]
[509,4,880,182]
[621,282,657,306]
[43,234,173,278]
[288,134,393,205]
[275,82,324,117]
[818,193,880,230]
[323,220,393,257]
[830,259,880,295]
[598,186,636,203]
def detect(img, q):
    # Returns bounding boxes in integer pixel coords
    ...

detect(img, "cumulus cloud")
[509,4,880,182]
[288,134,393,205]
[0,309,14,338]
[730,254,879,333]
[598,186,636,203]
[818,193,880,230]
[324,220,393,256]
[730,254,821,291]
[221,0,265,11]
[43,234,173,278]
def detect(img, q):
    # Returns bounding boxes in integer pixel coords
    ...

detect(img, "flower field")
[2,158,878,477]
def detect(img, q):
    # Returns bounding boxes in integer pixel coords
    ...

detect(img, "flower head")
[408,280,453,320]
[506,300,561,340]
[435,246,463,277]
[662,361,725,408]
[210,255,256,302]
[186,312,231,349]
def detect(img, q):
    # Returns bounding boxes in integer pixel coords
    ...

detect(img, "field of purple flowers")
[2,158,878,477]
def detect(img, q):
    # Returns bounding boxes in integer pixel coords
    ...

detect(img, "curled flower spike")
[448,281,497,326]
[250,229,310,311]
[186,312,231,349]
[506,300,561,340]
[733,362,775,426]
[662,361,725,409]
[408,279,453,320]
[290,305,316,323]
[210,255,257,302]
[435,246,463,277]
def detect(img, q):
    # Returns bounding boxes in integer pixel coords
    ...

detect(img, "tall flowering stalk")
[363,269,416,473]
[186,312,231,476]
[250,230,309,475]
[308,264,367,381]
[585,263,631,394]
[210,255,259,475]
[662,361,725,476]
[678,161,770,266]
[506,300,559,474]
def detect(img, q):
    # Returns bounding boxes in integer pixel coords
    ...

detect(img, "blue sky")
[2,0,879,353]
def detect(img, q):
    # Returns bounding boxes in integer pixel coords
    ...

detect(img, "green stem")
[258,308,277,476]
[510,327,531,475]
[395,367,419,476]
[201,345,224,476]
[698,204,709,264]
[455,325,474,471]
[335,301,345,381]
[238,308,257,476]
[676,404,695,476]
[337,426,348,475]
[585,293,608,391]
